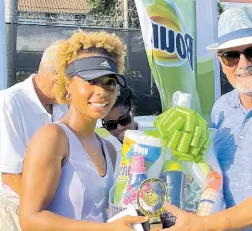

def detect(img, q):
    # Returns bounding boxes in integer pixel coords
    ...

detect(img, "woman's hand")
[163,203,207,231]
[107,215,150,231]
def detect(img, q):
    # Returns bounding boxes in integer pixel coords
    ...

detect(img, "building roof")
[18,0,93,14]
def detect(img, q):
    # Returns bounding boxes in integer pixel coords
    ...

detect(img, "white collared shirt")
[0,74,68,204]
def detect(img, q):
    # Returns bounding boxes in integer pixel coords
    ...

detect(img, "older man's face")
[218,44,252,95]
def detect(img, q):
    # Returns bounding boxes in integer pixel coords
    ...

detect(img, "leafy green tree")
[90,0,117,16]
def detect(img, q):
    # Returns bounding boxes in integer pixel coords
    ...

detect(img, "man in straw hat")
[163,6,252,231]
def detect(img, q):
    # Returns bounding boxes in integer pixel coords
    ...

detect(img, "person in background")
[102,86,138,177]
[19,30,149,231]
[103,86,138,143]
[0,41,68,231]
[163,6,252,231]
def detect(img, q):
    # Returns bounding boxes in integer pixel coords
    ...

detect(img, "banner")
[134,0,220,121]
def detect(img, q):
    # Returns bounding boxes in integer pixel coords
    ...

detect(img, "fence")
[14,0,162,115]
[6,0,232,116]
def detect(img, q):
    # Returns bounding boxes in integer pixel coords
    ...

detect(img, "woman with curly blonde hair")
[19,30,149,231]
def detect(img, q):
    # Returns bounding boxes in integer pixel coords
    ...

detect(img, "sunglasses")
[102,112,132,131]
[218,46,252,67]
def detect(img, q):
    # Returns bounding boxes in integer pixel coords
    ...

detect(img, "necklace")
[87,150,106,176]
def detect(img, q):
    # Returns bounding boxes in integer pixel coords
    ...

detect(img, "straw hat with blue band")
[65,55,127,88]
[207,6,252,52]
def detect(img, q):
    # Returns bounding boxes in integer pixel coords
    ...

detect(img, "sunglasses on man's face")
[102,112,132,131]
[218,46,252,67]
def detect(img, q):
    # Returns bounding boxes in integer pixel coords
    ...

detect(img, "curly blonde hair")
[54,30,127,104]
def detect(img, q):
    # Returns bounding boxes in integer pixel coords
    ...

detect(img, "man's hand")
[2,173,22,196]
[163,203,206,231]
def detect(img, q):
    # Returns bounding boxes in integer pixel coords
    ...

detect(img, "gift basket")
[108,92,224,230]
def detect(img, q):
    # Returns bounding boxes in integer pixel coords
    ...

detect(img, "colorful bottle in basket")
[160,160,186,209]
[122,155,148,208]
[113,157,131,205]
[196,170,222,216]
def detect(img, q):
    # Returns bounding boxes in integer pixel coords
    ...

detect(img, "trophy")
[137,178,171,230]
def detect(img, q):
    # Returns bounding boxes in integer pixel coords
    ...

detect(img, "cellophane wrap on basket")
[108,91,224,228]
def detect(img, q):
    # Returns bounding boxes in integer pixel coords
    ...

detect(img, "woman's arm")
[20,124,146,231]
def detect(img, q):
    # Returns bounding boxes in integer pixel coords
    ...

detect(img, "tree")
[89,0,140,29]
[90,0,116,16]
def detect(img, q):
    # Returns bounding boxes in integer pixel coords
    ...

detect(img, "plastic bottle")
[196,170,222,216]
[159,160,186,209]
[113,158,131,205]
[122,155,148,208]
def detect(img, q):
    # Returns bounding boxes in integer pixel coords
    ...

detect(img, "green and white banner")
[134,0,220,121]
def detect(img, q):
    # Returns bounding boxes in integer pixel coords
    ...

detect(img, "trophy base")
[150,223,163,230]
[161,211,176,228]
[136,209,176,230]
[141,222,163,231]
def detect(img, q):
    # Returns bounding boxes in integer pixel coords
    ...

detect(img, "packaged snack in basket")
[122,155,148,207]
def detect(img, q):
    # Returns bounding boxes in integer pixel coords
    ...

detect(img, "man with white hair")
[0,41,67,213]
[163,6,252,231]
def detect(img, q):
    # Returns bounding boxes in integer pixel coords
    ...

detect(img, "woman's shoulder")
[33,123,66,140]
[27,123,68,158]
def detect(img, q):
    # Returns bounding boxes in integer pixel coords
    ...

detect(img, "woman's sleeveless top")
[48,122,114,222]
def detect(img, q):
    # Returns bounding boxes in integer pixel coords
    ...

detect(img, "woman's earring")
[66,93,72,102]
